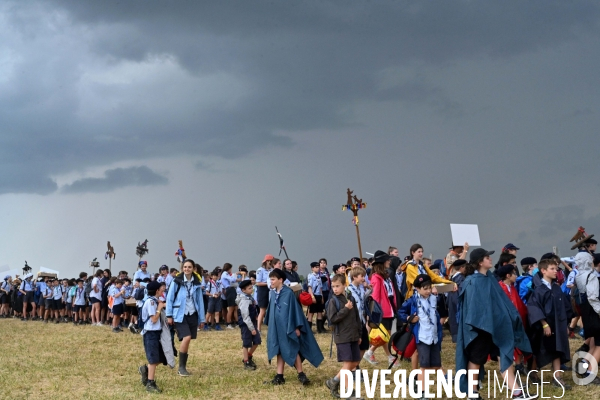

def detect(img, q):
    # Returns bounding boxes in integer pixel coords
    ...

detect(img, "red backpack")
[387,323,417,368]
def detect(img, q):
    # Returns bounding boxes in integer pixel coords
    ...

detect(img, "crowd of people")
[1,232,600,399]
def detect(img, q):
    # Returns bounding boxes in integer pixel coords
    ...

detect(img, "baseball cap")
[469,248,495,263]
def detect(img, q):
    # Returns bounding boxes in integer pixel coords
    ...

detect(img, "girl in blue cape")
[456,248,532,399]
[264,268,324,385]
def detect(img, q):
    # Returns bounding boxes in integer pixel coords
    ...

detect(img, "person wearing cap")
[514,257,537,304]
[447,259,468,343]
[1,275,12,318]
[456,248,531,399]
[307,261,325,333]
[255,254,273,331]
[445,242,469,278]
[502,243,520,256]
[236,279,262,371]
[402,244,455,302]
[399,274,444,400]
[264,268,322,386]
[319,259,332,313]
[134,261,151,282]
[363,250,397,367]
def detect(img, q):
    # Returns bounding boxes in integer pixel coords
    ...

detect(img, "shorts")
[308,295,324,314]
[130,305,138,316]
[580,301,600,343]
[240,324,262,348]
[44,299,53,309]
[257,286,269,309]
[337,341,361,362]
[53,299,63,310]
[23,291,34,304]
[465,330,495,366]
[143,330,163,365]
[226,287,237,307]
[381,317,394,332]
[112,303,124,316]
[417,341,442,368]
[65,303,72,313]
[74,305,86,312]
[89,297,101,305]
[207,297,223,313]
[175,312,198,341]
[359,324,370,351]
[0,293,8,304]
[37,295,45,306]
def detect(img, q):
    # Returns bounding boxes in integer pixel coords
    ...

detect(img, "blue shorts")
[207,297,222,313]
[240,324,261,348]
[112,303,124,316]
[143,330,162,365]
[416,341,442,368]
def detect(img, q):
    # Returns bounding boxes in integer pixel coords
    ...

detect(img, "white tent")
[39,266,61,277]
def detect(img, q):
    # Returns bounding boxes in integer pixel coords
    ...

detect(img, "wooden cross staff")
[105,241,116,272]
[342,188,367,261]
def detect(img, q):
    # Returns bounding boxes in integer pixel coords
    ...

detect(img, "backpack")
[84,282,93,299]
[387,324,417,368]
[364,294,383,329]
[134,287,146,301]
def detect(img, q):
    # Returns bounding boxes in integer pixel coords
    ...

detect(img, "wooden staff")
[343,189,367,261]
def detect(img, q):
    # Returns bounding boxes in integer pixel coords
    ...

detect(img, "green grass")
[0,318,597,399]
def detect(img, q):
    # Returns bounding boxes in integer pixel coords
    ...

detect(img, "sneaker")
[325,378,340,395]
[513,390,537,399]
[363,351,378,365]
[226,325,234,330]
[248,356,257,368]
[388,356,399,368]
[129,324,137,334]
[243,360,256,370]
[146,381,161,393]
[138,365,148,386]
[203,324,210,331]
[264,374,285,385]
[297,372,310,386]
[112,327,121,333]
[214,324,223,331]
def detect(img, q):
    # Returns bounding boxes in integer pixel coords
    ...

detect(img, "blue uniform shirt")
[308,272,322,295]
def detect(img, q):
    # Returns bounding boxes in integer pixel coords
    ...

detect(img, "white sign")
[450,224,481,247]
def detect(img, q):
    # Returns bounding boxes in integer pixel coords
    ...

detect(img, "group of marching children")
[4,234,600,398]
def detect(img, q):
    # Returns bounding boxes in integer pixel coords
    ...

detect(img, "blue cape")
[456,270,531,392]
[264,285,324,368]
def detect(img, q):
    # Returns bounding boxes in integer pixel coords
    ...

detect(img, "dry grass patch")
[0,319,598,399]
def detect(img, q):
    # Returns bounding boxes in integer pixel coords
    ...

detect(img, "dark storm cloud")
[1,0,599,194]
[61,166,168,194]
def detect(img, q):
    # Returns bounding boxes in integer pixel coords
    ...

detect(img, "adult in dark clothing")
[283,259,301,283]
[388,255,405,329]
[447,259,467,343]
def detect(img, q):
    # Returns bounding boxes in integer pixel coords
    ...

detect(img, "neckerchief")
[416,293,435,327]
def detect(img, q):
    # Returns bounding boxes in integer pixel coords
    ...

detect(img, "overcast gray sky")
[1,1,599,278]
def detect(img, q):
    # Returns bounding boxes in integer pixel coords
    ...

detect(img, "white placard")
[450,224,481,247]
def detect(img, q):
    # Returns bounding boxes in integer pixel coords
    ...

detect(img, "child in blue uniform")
[236,279,261,370]
[138,281,166,393]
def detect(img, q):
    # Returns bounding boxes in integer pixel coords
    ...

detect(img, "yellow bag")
[368,324,390,347]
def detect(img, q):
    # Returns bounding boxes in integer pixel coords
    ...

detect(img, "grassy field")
[0,318,598,399]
